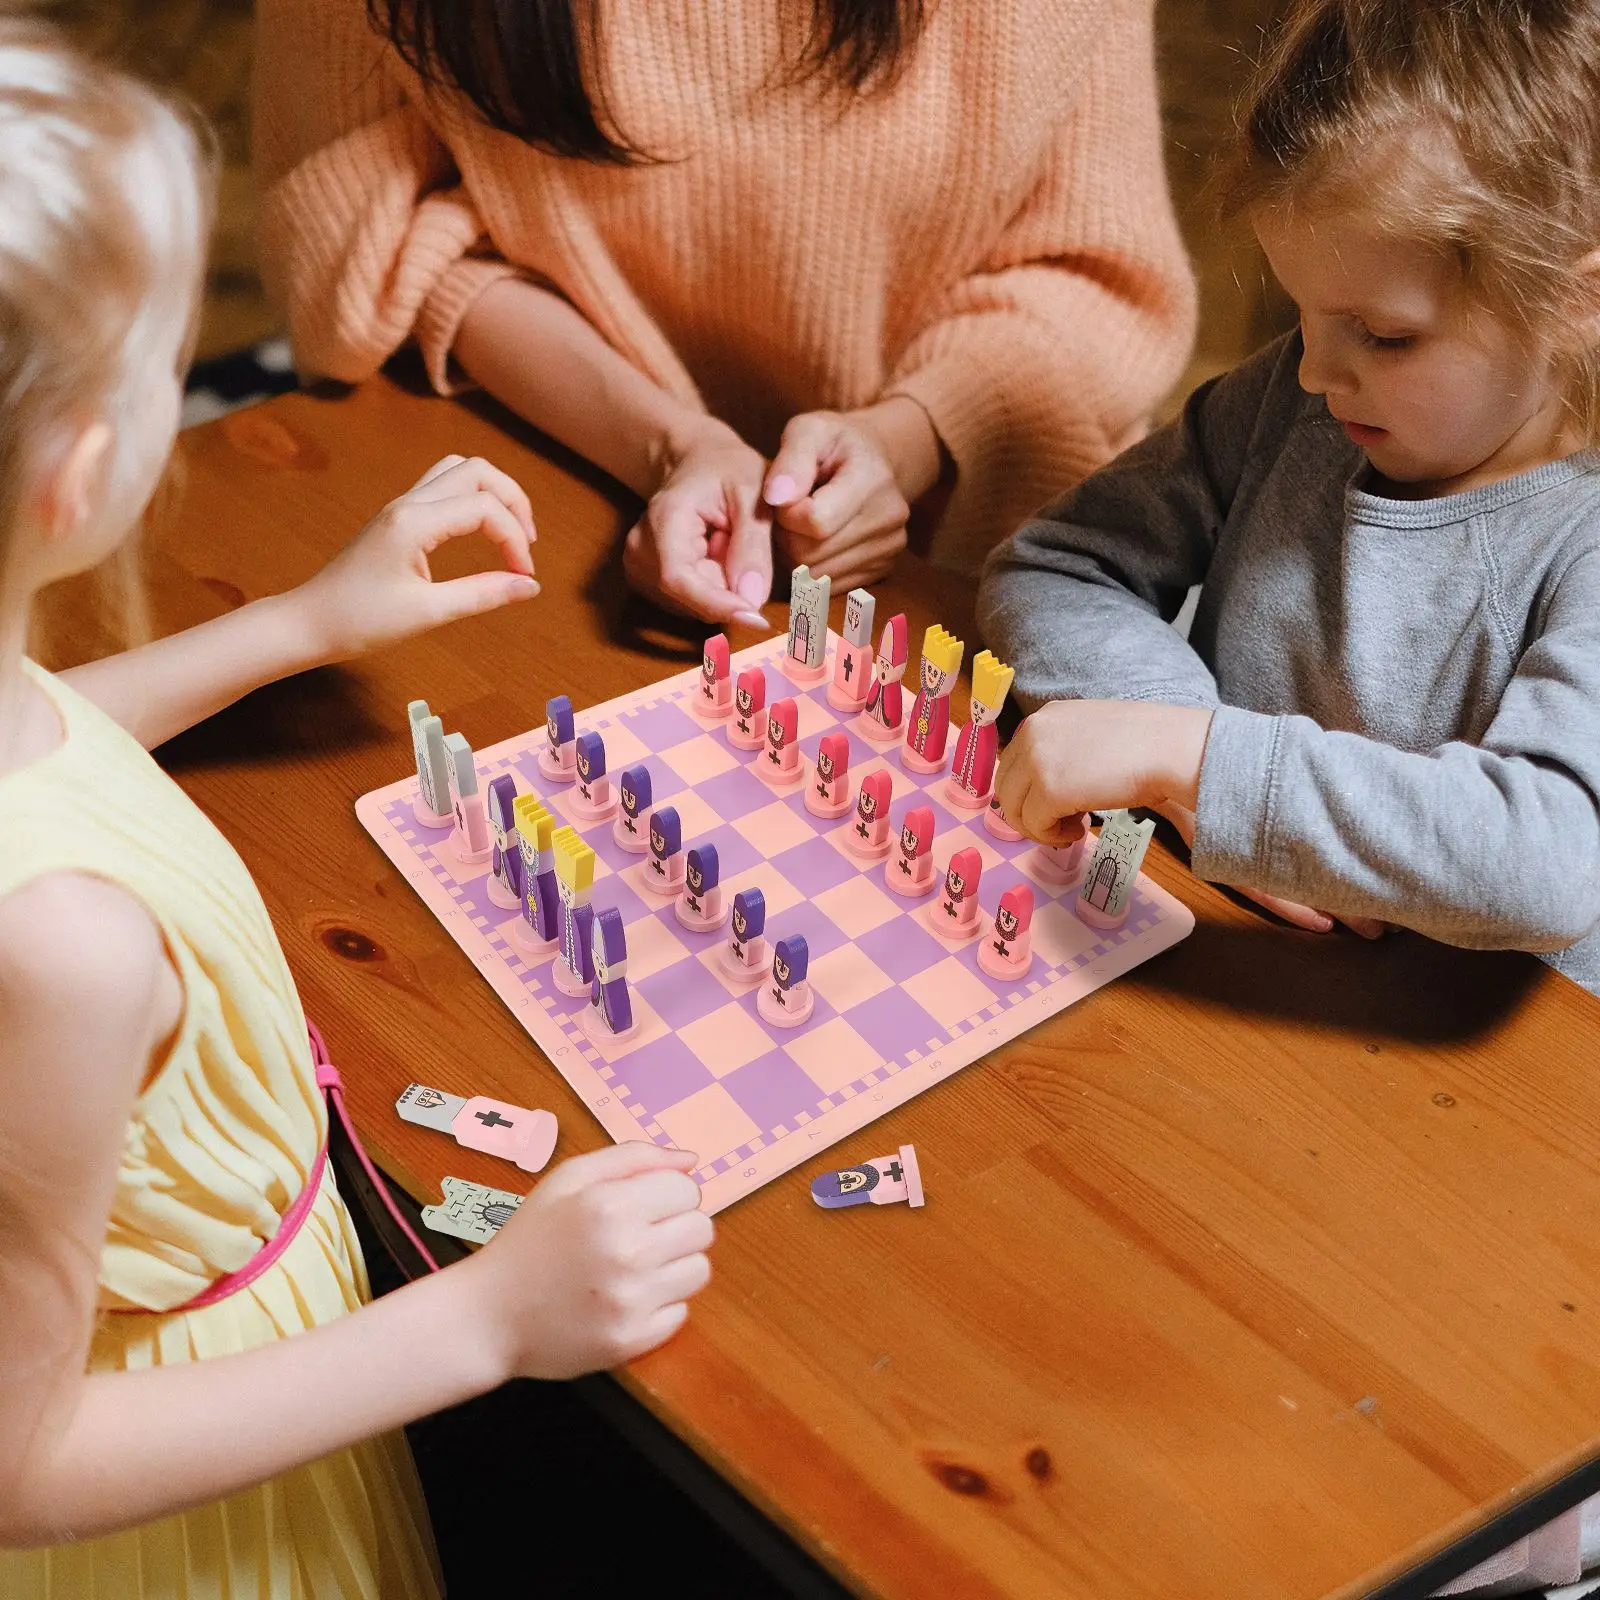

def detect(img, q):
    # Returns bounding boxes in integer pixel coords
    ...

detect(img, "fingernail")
[732,610,771,630]
[513,576,540,597]
[736,570,769,608]
[764,474,798,507]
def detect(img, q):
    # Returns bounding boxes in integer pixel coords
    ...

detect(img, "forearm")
[453,277,715,498]
[8,1263,502,1547]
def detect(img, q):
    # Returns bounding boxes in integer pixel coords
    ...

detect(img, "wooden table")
[108,372,1600,1600]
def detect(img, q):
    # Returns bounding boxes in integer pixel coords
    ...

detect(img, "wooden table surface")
[108,373,1600,1600]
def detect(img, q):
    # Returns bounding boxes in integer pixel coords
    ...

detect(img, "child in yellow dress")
[0,24,713,1597]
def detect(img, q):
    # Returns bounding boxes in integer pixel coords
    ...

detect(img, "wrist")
[852,395,944,502]
[647,412,742,495]
[1150,705,1213,814]
[274,580,356,669]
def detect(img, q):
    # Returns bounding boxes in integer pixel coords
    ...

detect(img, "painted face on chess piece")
[837,1167,873,1195]
[817,750,834,782]
[970,692,1001,728]
[519,833,537,871]
[737,686,753,717]
[773,950,792,987]
[769,719,787,750]
[576,746,593,783]
[650,816,667,856]
[620,776,637,814]
[899,821,918,855]
[732,903,748,939]
[996,906,1019,939]
[490,812,507,849]
[945,864,966,899]
[593,937,612,982]
[546,709,560,744]
[687,859,704,895]
[702,646,716,687]
[858,788,877,820]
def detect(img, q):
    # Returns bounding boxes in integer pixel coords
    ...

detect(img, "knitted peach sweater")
[254,0,1196,572]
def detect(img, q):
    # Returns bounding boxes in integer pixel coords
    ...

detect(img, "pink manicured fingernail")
[736,571,769,607]
[732,610,771,630]
[764,474,798,507]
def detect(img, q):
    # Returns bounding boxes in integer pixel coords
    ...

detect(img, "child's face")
[1257,209,1573,496]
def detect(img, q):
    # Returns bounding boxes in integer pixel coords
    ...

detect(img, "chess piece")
[512,797,560,953]
[408,700,454,827]
[694,633,734,720]
[984,794,1027,843]
[444,732,492,864]
[551,826,597,996]
[537,694,578,783]
[642,805,685,897]
[396,1082,559,1174]
[947,651,1014,809]
[485,774,523,909]
[902,624,963,774]
[675,843,727,931]
[827,588,877,712]
[783,564,831,685]
[757,934,814,1027]
[1076,811,1155,930]
[758,697,802,787]
[842,768,894,859]
[570,731,618,821]
[612,763,654,852]
[885,804,937,897]
[928,846,984,941]
[1029,821,1092,887]
[581,905,638,1043]
[729,665,769,751]
[719,887,769,984]
[858,612,908,744]
[805,730,853,819]
[979,883,1035,980]
[811,1144,924,1210]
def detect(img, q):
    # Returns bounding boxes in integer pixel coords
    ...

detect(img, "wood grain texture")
[79,375,1600,1600]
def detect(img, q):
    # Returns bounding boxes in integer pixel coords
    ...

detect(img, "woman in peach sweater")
[254,0,1196,620]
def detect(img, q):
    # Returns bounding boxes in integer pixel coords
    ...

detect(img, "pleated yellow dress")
[0,661,443,1600]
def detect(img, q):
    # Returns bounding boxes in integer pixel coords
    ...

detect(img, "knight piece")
[1076,810,1155,930]
[804,729,853,819]
[811,1143,925,1210]
[581,905,637,1043]
[757,933,814,1027]
[485,774,523,910]
[783,564,831,685]
[612,763,654,853]
[928,846,984,941]
[512,796,560,953]
[408,700,454,828]
[758,696,802,787]
[550,826,597,996]
[842,767,894,859]
[885,803,936,897]
[642,805,685,897]
[857,612,908,744]
[694,633,733,720]
[719,887,769,984]
[570,731,618,822]
[947,651,1014,809]
[1029,819,1093,887]
[537,694,578,783]
[728,665,769,751]
[675,842,727,932]
[902,624,964,774]
[827,588,877,712]
[983,794,1026,843]
[978,882,1035,980]
[444,732,492,864]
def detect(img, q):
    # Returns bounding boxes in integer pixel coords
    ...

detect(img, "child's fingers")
[606,1166,704,1224]
[643,1206,716,1268]
[639,1252,712,1309]
[1038,812,1087,848]
[608,1300,691,1364]
[1340,914,1387,940]
[405,455,537,540]
[403,491,536,576]
[426,570,540,625]
[542,1140,698,1202]
[1240,886,1333,934]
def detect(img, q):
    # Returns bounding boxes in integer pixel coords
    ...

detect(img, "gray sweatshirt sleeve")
[977,337,1294,712]
[1193,548,1600,951]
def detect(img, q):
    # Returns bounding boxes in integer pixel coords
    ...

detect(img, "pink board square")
[733,799,817,858]
[807,944,892,1012]
[680,1002,782,1078]
[654,1082,763,1159]
[782,1017,882,1095]
[810,876,901,939]
[660,735,739,786]
[901,957,1002,1033]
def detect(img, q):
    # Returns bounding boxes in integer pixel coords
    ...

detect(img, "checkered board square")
[356,631,1194,1213]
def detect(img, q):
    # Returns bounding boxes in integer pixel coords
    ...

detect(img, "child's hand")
[463,1142,712,1382]
[995,700,1213,842]
[296,455,539,660]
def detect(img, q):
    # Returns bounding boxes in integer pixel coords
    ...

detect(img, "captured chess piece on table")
[422,1176,526,1245]
[570,730,618,821]
[928,846,983,941]
[978,882,1035,980]
[582,905,638,1043]
[485,774,523,910]
[811,1144,924,1210]
[444,732,492,864]
[948,651,1014,810]
[551,827,597,996]
[1076,811,1155,929]
[512,796,560,953]
[408,699,454,828]
[643,804,685,896]
[886,803,937,897]
[858,611,908,744]
[538,694,578,783]
[613,763,653,852]
[396,1080,558,1173]
[842,768,894,859]
[805,729,853,818]
[758,696,802,787]
[675,842,726,932]
[828,587,876,713]
[783,564,831,686]
[758,933,813,1027]
[720,887,769,985]
[694,633,733,720]
[729,664,769,751]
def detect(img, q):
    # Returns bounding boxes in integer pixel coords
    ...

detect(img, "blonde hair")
[0,19,211,644]
[1224,0,1600,436]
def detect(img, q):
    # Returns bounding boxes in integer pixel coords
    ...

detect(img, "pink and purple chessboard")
[356,632,1195,1213]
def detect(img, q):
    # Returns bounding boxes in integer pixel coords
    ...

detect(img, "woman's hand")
[624,420,775,627]
[763,397,942,592]
[295,455,539,660]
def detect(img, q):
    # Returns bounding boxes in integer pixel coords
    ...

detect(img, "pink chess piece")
[928,846,983,941]
[857,613,908,745]
[728,666,769,751]
[757,696,802,787]
[694,633,734,720]
[451,1096,559,1173]
[805,730,853,818]
[841,768,894,859]
[1029,821,1092,887]
[828,588,876,713]
[984,794,1026,843]
[886,804,936,897]
[978,883,1035,980]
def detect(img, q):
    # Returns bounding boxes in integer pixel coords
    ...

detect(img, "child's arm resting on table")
[0,876,711,1548]
[62,456,538,751]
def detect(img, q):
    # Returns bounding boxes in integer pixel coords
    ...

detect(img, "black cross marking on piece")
[887,1160,903,1183]
[773,986,786,1006]
[686,893,701,914]
[737,717,750,734]
[701,681,712,699]
[816,780,828,798]
[651,858,665,876]
[624,816,637,834]
[899,856,912,876]
[856,820,869,838]
[843,655,854,682]
[767,747,781,765]
[994,939,1011,958]
[475,1110,514,1129]
[732,938,745,960]
[943,898,958,918]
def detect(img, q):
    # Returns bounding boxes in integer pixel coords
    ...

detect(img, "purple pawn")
[758,932,813,1027]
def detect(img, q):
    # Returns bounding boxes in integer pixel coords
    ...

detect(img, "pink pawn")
[842,768,894,859]
[1030,822,1091,887]
[805,730,853,818]
[758,696,802,786]
[928,846,983,941]
[886,804,936,897]
[694,633,733,720]
[978,883,1035,980]
[729,666,769,751]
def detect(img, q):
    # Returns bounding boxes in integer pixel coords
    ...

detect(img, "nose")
[1297,320,1353,399]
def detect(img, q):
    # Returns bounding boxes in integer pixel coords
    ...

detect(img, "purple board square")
[720,1049,832,1133]
[767,835,858,897]
[589,875,650,927]
[696,766,774,824]
[855,916,947,982]
[846,987,945,1066]
[620,700,701,751]
[617,1035,716,1119]
[635,956,733,1031]
[697,824,762,879]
